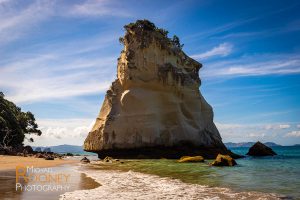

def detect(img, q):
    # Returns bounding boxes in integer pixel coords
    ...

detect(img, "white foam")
[60,167,281,200]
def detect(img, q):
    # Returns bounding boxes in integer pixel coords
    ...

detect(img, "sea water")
[92,146,300,199]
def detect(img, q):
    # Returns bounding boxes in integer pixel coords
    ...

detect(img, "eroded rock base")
[91,146,242,159]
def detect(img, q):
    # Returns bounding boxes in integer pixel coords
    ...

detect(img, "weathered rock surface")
[84,20,237,159]
[211,154,237,166]
[177,156,204,163]
[246,141,277,156]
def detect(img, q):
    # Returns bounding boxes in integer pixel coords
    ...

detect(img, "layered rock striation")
[84,20,237,159]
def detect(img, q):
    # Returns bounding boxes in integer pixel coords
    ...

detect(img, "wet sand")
[0,164,100,200]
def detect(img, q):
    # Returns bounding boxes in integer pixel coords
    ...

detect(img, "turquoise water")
[101,146,300,199]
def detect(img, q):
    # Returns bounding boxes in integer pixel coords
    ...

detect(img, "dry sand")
[0,155,78,171]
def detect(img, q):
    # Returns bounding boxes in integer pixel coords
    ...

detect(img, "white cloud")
[247,133,265,138]
[0,33,118,103]
[69,0,130,17]
[191,43,233,60]
[215,122,242,130]
[215,122,268,141]
[265,124,290,130]
[74,122,94,138]
[285,131,300,138]
[25,120,300,146]
[0,1,130,103]
[216,122,300,145]
[279,124,290,129]
[201,53,300,77]
[44,127,67,139]
[0,0,129,44]
[0,1,54,44]
[26,118,95,146]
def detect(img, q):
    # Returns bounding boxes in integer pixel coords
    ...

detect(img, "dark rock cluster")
[0,145,75,160]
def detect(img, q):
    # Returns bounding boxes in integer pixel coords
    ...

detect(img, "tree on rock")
[0,92,41,150]
[171,35,184,49]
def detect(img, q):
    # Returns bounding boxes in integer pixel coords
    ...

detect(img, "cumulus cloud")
[73,122,95,138]
[27,118,95,146]
[43,127,67,139]
[285,131,300,138]
[191,43,233,60]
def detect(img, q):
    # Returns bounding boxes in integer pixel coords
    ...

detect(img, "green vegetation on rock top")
[0,92,41,149]
[122,19,184,50]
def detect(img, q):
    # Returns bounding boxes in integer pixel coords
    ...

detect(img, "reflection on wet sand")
[0,165,100,200]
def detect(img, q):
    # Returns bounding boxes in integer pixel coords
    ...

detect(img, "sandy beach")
[0,155,78,171]
[0,156,100,200]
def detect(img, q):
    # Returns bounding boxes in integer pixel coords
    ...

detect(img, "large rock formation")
[84,20,237,159]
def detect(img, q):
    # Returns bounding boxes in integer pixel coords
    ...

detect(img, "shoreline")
[0,155,296,199]
[0,155,78,171]
[60,163,282,200]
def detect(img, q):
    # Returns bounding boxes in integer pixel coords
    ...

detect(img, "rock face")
[84,20,235,159]
[246,141,277,156]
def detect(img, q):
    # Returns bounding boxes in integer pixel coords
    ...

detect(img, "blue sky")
[0,0,300,146]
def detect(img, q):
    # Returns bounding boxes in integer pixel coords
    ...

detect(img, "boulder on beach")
[81,157,90,163]
[35,153,45,158]
[177,156,204,163]
[103,156,114,163]
[83,19,237,159]
[44,155,54,160]
[211,154,237,166]
[246,141,277,156]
